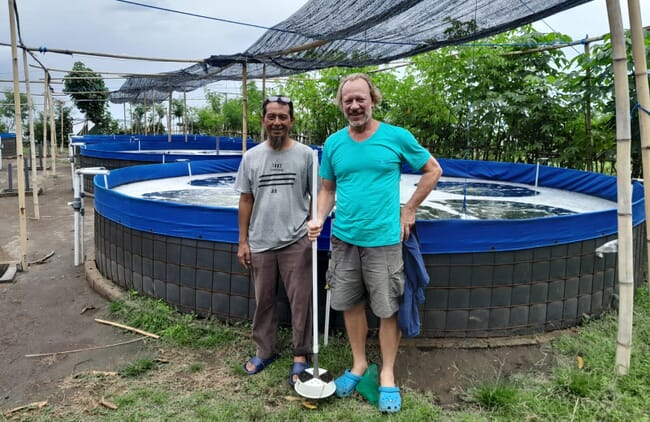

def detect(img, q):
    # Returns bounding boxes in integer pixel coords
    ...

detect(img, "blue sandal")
[288,360,310,386]
[334,369,362,397]
[243,355,278,375]
[378,386,401,412]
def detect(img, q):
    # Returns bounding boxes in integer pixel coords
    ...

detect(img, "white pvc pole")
[311,149,320,377]
[72,170,81,266]
[72,167,110,266]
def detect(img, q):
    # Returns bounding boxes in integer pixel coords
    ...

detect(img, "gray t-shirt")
[234,141,314,252]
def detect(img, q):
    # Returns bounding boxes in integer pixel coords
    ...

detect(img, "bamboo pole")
[167,91,172,142]
[606,0,635,375]
[143,91,148,135]
[0,41,202,63]
[47,80,57,173]
[7,0,28,271]
[21,48,40,220]
[94,318,160,339]
[628,0,650,296]
[261,63,266,142]
[59,101,63,153]
[584,40,594,172]
[183,89,188,142]
[42,71,49,174]
[241,63,248,154]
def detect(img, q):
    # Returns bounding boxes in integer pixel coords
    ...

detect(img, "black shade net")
[109,0,593,104]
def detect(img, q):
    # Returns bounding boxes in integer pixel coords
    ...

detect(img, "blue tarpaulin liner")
[94,157,645,254]
[71,134,250,145]
[80,137,256,163]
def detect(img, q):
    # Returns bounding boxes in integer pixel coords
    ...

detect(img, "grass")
[118,359,157,378]
[5,288,650,421]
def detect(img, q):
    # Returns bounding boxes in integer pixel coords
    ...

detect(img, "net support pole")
[47,77,57,173]
[627,0,650,297]
[7,0,28,271]
[261,63,266,142]
[183,90,188,142]
[42,71,49,174]
[22,48,40,219]
[167,91,172,142]
[241,62,248,154]
[606,0,635,376]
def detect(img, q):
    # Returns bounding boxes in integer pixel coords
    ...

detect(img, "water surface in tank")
[112,173,617,220]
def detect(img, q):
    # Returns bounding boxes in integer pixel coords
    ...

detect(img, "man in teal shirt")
[307,73,442,413]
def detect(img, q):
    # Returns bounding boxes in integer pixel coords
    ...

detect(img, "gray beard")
[269,135,284,150]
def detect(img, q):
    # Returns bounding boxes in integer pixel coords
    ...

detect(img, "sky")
[0,0,648,131]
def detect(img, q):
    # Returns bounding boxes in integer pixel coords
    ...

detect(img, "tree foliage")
[184,26,648,177]
[32,100,74,145]
[0,90,29,132]
[63,62,110,130]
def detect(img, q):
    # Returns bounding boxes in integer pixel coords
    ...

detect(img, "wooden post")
[242,62,248,154]
[42,71,49,174]
[59,100,63,153]
[261,63,266,142]
[628,0,650,297]
[584,39,593,172]
[47,78,57,173]
[7,0,28,271]
[143,91,148,135]
[606,0,635,375]
[183,89,188,143]
[21,48,40,219]
[167,91,172,142]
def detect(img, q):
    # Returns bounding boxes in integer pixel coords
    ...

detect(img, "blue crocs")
[334,369,362,397]
[378,386,401,413]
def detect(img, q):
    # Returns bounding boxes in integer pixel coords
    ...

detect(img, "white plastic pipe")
[72,167,110,266]
[310,149,320,376]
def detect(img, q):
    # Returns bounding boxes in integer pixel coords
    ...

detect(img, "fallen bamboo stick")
[4,400,48,415]
[25,337,145,358]
[28,250,54,265]
[73,370,119,378]
[94,318,160,339]
[99,398,118,410]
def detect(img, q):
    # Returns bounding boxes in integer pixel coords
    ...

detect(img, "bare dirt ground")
[0,156,555,416]
[0,157,153,413]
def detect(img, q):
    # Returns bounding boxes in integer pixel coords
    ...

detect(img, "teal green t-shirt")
[320,122,431,247]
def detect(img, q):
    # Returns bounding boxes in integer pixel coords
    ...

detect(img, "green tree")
[191,82,263,139]
[63,62,110,131]
[281,68,352,144]
[32,101,74,145]
[152,103,166,134]
[0,90,29,132]
[172,98,185,133]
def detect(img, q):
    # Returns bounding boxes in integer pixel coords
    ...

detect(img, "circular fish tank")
[72,134,255,194]
[91,156,646,338]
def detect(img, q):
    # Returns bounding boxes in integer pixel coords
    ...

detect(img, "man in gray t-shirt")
[235,96,313,387]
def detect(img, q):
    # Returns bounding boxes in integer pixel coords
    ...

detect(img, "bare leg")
[343,302,369,376]
[379,314,401,387]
